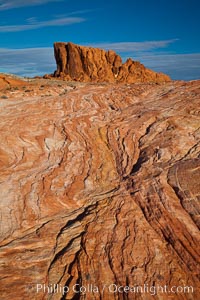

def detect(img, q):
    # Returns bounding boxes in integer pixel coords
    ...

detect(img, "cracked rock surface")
[0,76,200,299]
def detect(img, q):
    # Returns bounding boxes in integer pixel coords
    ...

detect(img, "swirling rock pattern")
[0,76,199,299]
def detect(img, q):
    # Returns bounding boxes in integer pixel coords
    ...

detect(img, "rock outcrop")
[53,42,170,83]
[0,76,199,300]
[0,73,26,89]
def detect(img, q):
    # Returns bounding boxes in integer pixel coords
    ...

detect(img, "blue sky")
[0,0,200,80]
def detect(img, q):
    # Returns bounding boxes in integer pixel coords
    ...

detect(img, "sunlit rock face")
[53,42,171,83]
[0,75,199,300]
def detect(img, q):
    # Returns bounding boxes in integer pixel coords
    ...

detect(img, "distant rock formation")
[52,42,171,83]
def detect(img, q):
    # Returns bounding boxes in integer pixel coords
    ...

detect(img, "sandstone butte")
[48,42,171,83]
[0,57,200,300]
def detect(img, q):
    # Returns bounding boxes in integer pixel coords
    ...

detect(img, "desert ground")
[0,73,199,299]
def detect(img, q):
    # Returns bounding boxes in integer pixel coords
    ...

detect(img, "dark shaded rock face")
[53,42,171,83]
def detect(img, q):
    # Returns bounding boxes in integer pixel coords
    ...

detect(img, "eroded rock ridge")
[53,42,170,83]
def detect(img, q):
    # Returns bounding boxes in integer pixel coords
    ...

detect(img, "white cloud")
[134,53,200,80]
[0,0,63,10]
[0,17,85,32]
[0,47,55,76]
[88,39,178,52]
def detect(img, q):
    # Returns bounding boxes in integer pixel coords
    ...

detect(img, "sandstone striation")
[0,75,199,300]
[53,42,170,83]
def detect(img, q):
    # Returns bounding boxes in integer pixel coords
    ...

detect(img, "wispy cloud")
[135,53,200,80]
[88,39,178,52]
[0,47,55,76]
[0,16,85,32]
[0,0,63,10]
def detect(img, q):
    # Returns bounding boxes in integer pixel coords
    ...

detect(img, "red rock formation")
[0,76,199,300]
[53,42,170,83]
[0,73,26,89]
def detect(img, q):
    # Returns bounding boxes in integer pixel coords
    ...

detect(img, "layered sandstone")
[0,75,199,300]
[53,42,170,83]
